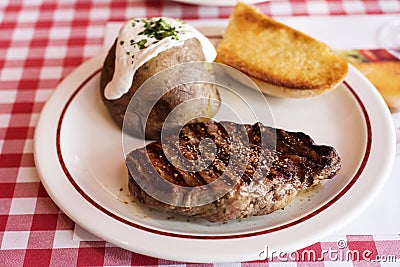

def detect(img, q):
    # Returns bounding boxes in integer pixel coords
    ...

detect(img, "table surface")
[1,0,400,266]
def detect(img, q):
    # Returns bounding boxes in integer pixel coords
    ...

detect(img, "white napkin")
[103,15,400,50]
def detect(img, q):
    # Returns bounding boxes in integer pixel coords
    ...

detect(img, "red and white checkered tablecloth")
[1,0,400,266]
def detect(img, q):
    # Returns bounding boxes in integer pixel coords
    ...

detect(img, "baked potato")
[100,38,221,140]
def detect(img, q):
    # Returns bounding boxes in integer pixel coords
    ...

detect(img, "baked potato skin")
[100,38,220,140]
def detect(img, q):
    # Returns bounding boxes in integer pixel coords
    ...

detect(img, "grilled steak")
[126,120,341,222]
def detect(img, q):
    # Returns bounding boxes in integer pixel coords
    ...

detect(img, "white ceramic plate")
[34,52,395,262]
[171,0,269,6]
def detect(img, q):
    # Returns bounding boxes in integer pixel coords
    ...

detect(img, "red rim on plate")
[55,69,372,240]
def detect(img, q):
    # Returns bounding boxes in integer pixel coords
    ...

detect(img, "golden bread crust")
[216,2,348,96]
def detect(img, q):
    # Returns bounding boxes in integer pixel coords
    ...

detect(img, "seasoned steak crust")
[126,120,341,222]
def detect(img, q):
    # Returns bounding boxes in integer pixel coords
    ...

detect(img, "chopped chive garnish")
[138,18,181,42]
[137,39,147,49]
[125,18,184,56]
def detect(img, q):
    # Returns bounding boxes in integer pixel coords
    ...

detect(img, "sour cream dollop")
[104,17,217,100]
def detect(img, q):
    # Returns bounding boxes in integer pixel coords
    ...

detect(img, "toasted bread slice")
[216,2,348,98]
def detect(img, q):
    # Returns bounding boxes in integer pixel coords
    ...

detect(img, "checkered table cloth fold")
[1,0,400,266]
